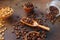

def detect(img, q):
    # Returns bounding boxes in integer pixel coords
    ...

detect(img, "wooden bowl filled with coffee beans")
[24,31,43,40]
[23,2,34,13]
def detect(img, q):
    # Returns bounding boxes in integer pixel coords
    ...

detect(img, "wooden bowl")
[24,31,42,40]
[24,6,34,13]
[23,2,34,13]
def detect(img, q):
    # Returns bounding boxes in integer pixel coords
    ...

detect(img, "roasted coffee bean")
[23,31,27,35]
[32,33,35,36]
[12,26,15,28]
[27,37,30,40]
[16,35,20,39]
[16,32,19,36]
[32,37,36,40]
[41,31,46,34]
[14,27,18,30]
[37,37,42,40]
[20,34,22,36]
[18,31,20,33]
[27,37,32,40]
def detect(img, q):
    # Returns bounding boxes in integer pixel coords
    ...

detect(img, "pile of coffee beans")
[46,13,56,23]
[12,8,48,39]
[12,21,29,39]
[49,6,59,16]
[46,6,59,23]
[12,19,47,40]
[46,13,54,21]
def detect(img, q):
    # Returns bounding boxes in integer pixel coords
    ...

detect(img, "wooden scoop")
[20,17,50,31]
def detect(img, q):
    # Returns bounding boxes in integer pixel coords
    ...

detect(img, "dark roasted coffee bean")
[37,38,42,40]
[16,32,19,36]
[16,35,20,39]
[13,26,15,28]
[23,31,27,35]
[32,37,36,40]
[14,27,18,30]
[36,34,40,37]
[32,33,35,36]
[27,37,30,40]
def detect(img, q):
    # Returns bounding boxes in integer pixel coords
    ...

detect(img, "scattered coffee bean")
[16,35,20,39]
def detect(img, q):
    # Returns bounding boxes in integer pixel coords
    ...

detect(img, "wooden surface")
[0,0,60,40]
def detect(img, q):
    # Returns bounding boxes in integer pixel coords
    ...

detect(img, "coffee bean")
[16,35,20,39]
[15,27,18,30]
[37,38,42,40]
[16,32,19,35]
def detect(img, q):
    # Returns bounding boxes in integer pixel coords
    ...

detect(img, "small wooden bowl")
[23,2,34,13]
[24,31,41,40]
[24,6,34,13]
